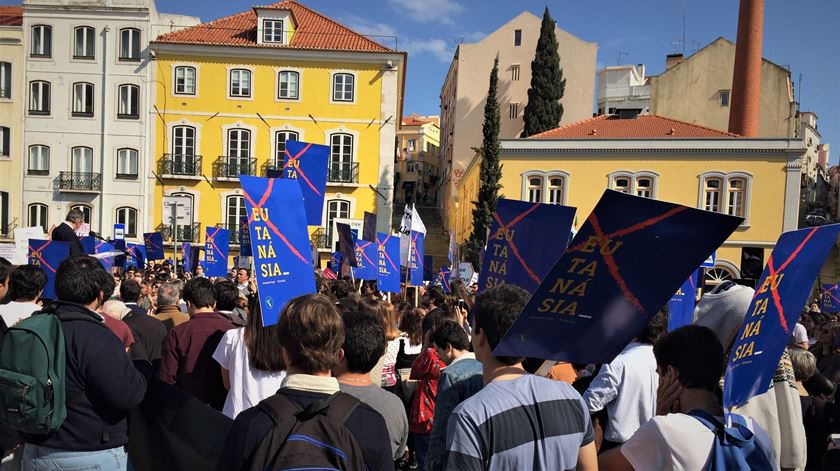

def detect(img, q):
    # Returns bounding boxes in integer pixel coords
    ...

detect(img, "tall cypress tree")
[521,7,565,137]
[466,56,502,268]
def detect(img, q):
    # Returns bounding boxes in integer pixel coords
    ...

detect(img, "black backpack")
[248,392,367,471]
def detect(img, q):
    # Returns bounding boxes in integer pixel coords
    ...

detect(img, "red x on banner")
[205,227,224,258]
[377,234,398,272]
[242,178,309,264]
[410,232,423,265]
[765,227,818,335]
[283,143,321,196]
[29,240,57,273]
[144,233,162,252]
[492,203,543,285]
[356,241,376,267]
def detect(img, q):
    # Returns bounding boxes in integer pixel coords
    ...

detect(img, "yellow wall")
[0,24,22,239]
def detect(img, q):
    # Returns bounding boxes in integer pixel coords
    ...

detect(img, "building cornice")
[500,138,806,157]
[150,42,406,65]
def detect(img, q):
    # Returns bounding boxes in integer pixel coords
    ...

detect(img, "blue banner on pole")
[352,240,378,281]
[240,176,316,327]
[28,239,70,300]
[668,269,700,332]
[821,284,840,312]
[239,216,252,257]
[124,242,146,270]
[144,232,164,261]
[363,211,377,242]
[723,225,840,409]
[479,199,576,294]
[329,252,344,276]
[433,266,452,293]
[182,243,192,274]
[81,236,96,255]
[203,227,230,277]
[376,233,400,293]
[493,190,742,364]
[283,140,329,226]
[409,231,425,286]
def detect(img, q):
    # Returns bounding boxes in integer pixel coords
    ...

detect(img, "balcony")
[328,161,359,184]
[159,222,202,243]
[261,162,284,178]
[159,154,202,179]
[58,172,101,192]
[214,156,257,181]
[311,227,332,251]
[217,223,245,245]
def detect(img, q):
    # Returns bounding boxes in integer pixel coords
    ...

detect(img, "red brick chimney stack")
[728,0,764,137]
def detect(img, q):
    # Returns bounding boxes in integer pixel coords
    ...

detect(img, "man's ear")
[338,348,345,362]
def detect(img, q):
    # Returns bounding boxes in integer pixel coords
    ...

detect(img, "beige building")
[0,6,23,240]
[439,10,597,229]
[395,114,440,206]
[649,37,797,139]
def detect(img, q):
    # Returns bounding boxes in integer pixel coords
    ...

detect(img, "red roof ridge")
[529,115,611,138]
[528,114,740,139]
[650,114,740,137]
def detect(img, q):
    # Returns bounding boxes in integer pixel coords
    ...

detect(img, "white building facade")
[596,64,650,116]
[21,0,197,241]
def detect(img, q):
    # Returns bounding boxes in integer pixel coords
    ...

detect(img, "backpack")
[248,392,367,471]
[688,409,774,471]
[0,311,66,435]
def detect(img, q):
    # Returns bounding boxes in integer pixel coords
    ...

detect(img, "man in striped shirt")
[443,285,598,471]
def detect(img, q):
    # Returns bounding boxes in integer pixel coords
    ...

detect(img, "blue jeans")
[414,433,430,471]
[22,444,128,471]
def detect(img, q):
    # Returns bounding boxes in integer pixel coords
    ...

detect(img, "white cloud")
[463,31,486,42]
[340,15,398,38]
[388,0,463,24]
[402,38,454,63]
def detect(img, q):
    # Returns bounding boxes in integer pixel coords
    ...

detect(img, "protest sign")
[455,262,475,283]
[821,284,840,312]
[329,252,344,275]
[400,204,426,266]
[0,243,16,263]
[337,222,358,267]
[409,231,425,286]
[80,236,96,255]
[363,211,377,242]
[283,140,329,226]
[144,232,164,261]
[28,239,70,300]
[240,175,315,326]
[434,266,452,293]
[448,230,457,266]
[668,269,700,331]
[182,243,192,274]
[203,227,230,277]
[14,227,46,264]
[124,242,146,270]
[723,225,840,409]
[494,190,742,364]
[352,240,378,280]
[479,199,576,294]
[239,216,252,257]
[376,232,400,293]
[93,240,116,273]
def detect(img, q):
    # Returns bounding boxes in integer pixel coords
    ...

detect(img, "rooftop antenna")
[682,0,687,54]
[615,51,628,65]
[798,72,803,106]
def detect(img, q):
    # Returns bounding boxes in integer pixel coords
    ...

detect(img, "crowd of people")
[1,255,840,470]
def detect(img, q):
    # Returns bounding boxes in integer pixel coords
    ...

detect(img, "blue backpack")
[688,410,774,471]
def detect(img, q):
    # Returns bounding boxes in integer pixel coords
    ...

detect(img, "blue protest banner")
[182,243,192,274]
[239,216,252,257]
[821,284,840,312]
[28,239,70,300]
[240,175,316,326]
[337,222,357,267]
[480,199,576,294]
[434,266,452,293]
[363,211,377,242]
[94,240,116,273]
[352,240,378,281]
[124,242,146,270]
[409,231,425,286]
[80,236,97,255]
[203,227,230,277]
[723,225,840,409]
[493,190,742,364]
[329,252,344,276]
[144,232,164,261]
[668,269,700,332]
[283,140,329,226]
[376,232,400,293]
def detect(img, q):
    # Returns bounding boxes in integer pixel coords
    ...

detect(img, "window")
[70,204,91,224]
[29,81,50,115]
[263,19,284,43]
[0,127,8,157]
[548,177,564,205]
[28,204,48,232]
[511,64,520,81]
[277,70,299,99]
[0,62,11,98]
[613,177,631,194]
[527,177,542,203]
[71,146,93,174]
[727,177,746,217]
[407,161,416,173]
[332,73,354,102]
[514,29,522,46]
[226,196,247,237]
[326,199,350,244]
[635,177,653,198]
[703,177,722,212]
[117,84,139,119]
[0,192,7,237]
[116,148,138,179]
[119,28,141,61]
[28,145,49,174]
[225,129,252,177]
[610,172,658,198]
[329,133,353,182]
[274,130,299,167]
[115,207,137,237]
[72,82,94,117]
[509,103,519,119]
[719,90,730,107]
[407,139,416,152]
[174,66,196,95]
[229,69,251,97]
[31,25,51,57]
[172,126,195,156]
[73,26,95,59]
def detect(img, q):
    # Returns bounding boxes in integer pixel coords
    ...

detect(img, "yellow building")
[395,114,440,206]
[149,1,405,265]
[453,113,806,285]
[0,6,23,240]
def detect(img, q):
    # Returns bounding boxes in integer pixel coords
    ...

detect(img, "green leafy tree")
[521,7,566,137]
[466,56,502,267]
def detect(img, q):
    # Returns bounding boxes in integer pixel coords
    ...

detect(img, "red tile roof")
[530,114,740,139]
[0,6,23,27]
[153,1,393,53]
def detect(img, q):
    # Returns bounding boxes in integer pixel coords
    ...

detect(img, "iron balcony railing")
[159,222,202,243]
[214,156,257,179]
[311,227,332,250]
[58,172,102,191]
[1,217,17,239]
[327,161,359,184]
[160,154,202,177]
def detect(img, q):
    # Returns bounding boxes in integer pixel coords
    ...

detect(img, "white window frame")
[228,67,253,99]
[71,82,94,117]
[277,70,300,100]
[0,62,10,99]
[607,171,659,199]
[119,28,141,61]
[262,19,285,44]
[71,146,94,174]
[520,170,571,205]
[511,64,520,81]
[331,72,355,103]
[225,195,247,236]
[698,171,752,226]
[29,81,50,115]
[273,129,300,168]
[117,84,140,119]
[325,198,352,244]
[28,203,48,232]
[116,148,138,179]
[28,145,49,175]
[31,25,52,57]
[546,174,566,205]
[173,65,197,96]
[115,207,137,237]
[73,26,95,60]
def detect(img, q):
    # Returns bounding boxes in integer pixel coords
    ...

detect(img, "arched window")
[29,81,50,115]
[326,199,351,246]
[116,148,138,179]
[332,73,354,102]
[174,66,196,95]
[699,172,752,225]
[278,71,299,99]
[115,207,137,237]
[703,177,723,212]
[72,82,94,117]
[329,133,354,182]
[226,195,247,243]
[609,171,658,199]
[727,177,747,217]
[527,177,542,203]
[171,126,197,175]
[0,61,11,98]
[119,28,140,61]
[28,203,48,232]
[274,130,299,168]
[28,145,49,175]
[547,176,565,205]
[71,146,93,174]
[635,177,653,198]
[612,176,631,194]
[73,26,95,59]
[31,25,51,57]
[117,84,139,119]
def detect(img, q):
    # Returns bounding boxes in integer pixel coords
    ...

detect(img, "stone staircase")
[392,203,451,274]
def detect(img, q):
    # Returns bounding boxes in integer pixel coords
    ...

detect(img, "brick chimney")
[728,0,764,136]
[665,53,684,70]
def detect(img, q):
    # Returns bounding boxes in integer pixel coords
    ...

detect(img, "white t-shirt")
[0,301,40,328]
[212,328,286,419]
[620,412,776,471]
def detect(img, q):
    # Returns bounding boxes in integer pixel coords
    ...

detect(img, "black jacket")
[26,302,148,451]
[51,223,84,255]
[124,310,167,366]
